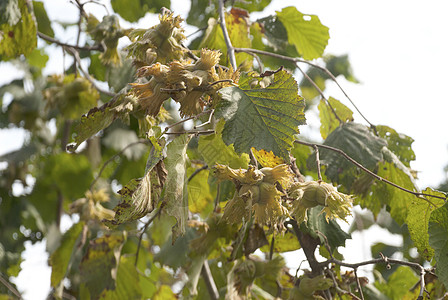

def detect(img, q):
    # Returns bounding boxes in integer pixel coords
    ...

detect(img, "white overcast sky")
[2,0,448,298]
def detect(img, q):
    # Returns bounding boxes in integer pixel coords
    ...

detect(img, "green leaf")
[111,0,171,23]
[26,47,49,69]
[33,1,54,37]
[376,125,415,167]
[48,152,93,200]
[99,256,142,299]
[374,266,419,299]
[79,233,126,299]
[216,70,306,161]
[318,97,353,139]
[317,122,387,186]
[0,0,37,60]
[324,54,359,83]
[199,10,252,67]
[186,0,217,28]
[198,119,249,169]
[49,222,85,288]
[163,134,191,243]
[305,206,351,250]
[260,231,301,253]
[187,168,213,214]
[429,201,448,290]
[232,0,271,12]
[407,188,446,260]
[276,6,329,60]
[152,285,176,300]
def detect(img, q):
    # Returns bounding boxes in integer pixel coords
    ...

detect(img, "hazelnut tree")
[0,0,447,299]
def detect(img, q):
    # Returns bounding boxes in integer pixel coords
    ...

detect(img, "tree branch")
[201,260,219,300]
[235,47,375,128]
[37,31,103,52]
[217,0,237,70]
[0,272,22,299]
[294,140,447,202]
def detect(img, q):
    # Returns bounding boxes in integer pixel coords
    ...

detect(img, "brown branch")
[201,260,219,300]
[294,140,446,203]
[164,130,215,136]
[0,272,22,299]
[218,0,237,70]
[235,47,375,128]
[354,269,365,300]
[37,31,103,52]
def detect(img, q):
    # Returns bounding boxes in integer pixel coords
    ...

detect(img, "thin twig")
[354,269,365,300]
[295,63,342,123]
[135,207,163,266]
[326,269,362,300]
[294,140,446,203]
[194,109,215,129]
[37,31,103,52]
[164,130,215,136]
[188,165,209,182]
[313,145,323,181]
[214,183,221,212]
[90,139,149,191]
[0,272,22,299]
[218,0,237,70]
[235,47,375,128]
[201,260,219,300]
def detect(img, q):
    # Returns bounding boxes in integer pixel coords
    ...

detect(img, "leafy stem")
[295,140,446,203]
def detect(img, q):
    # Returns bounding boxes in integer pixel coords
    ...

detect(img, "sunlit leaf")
[260,231,301,253]
[276,6,329,60]
[198,119,249,169]
[407,188,446,260]
[251,148,284,168]
[79,233,126,299]
[163,134,192,243]
[199,8,252,67]
[187,168,213,214]
[216,70,306,161]
[429,202,448,290]
[318,97,353,139]
[374,266,419,299]
[26,48,49,69]
[49,222,84,288]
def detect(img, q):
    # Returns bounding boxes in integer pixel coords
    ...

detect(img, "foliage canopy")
[0,0,447,299]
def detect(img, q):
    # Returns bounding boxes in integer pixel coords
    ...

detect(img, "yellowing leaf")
[104,144,165,228]
[0,0,37,60]
[216,70,306,161]
[198,119,249,169]
[199,9,252,67]
[79,233,126,299]
[251,148,284,168]
[407,188,446,260]
[276,6,329,60]
[163,134,192,243]
[49,222,85,288]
